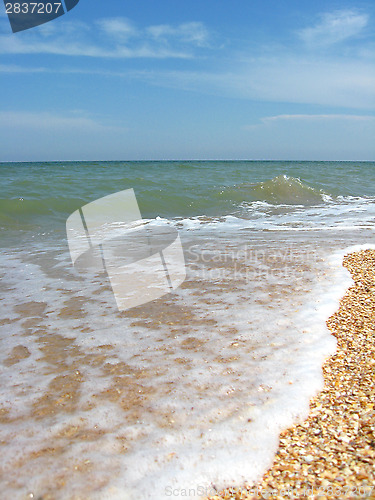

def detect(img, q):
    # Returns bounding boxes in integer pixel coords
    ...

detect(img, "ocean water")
[1,161,375,499]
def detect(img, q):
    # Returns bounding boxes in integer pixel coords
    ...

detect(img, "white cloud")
[0,17,210,58]
[0,33,190,58]
[0,111,126,132]
[298,10,369,46]
[127,54,375,110]
[1,11,373,113]
[96,18,137,41]
[0,34,109,57]
[179,22,210,46]
[0,63,47,73]
[2,53,373,112]
[259,114,375,124]
[13,51,371,110]
[0,111,130,161]
[147,22,209,47]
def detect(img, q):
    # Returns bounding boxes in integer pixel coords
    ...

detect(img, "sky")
[0,0,374,161]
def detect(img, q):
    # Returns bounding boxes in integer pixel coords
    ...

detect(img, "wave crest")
[222,175,330,206]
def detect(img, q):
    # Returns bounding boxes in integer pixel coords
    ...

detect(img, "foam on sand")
[0,239,364,499]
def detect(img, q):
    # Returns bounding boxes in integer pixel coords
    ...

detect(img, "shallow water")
[1,161,374,498]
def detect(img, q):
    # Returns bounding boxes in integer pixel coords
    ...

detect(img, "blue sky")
[0,0,374,161]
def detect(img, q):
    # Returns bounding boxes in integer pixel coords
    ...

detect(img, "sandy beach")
[208,249,375,500]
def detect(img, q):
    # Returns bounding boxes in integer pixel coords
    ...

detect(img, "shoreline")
[208,249,375,499]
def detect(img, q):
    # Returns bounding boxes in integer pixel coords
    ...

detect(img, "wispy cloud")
[0,111,131,161]
[1,10,373,113]
[0,17,211,58]
[96,18,137,41]
[0,35,190,58]
[125,53,375,110]
[244,113,375,132]
[259,114,375,124]
[241,113,375,161]
[147,22,210,47]
[298,10,369,46]
[3,53,373,110]
[0,111,127,132]
[0,63,48,73]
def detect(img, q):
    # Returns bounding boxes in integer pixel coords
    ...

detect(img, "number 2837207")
[5,3,62,14]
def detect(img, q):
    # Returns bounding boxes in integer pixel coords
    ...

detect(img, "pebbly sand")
[208,249,375,500]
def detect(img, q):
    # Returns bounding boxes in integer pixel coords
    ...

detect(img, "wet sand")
[2,250,374,499]
[208,249,375,500]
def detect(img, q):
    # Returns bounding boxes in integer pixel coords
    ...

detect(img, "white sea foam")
[1,219,373,498]
[163,195,375,241]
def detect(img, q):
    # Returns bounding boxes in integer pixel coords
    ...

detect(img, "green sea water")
[1,160,375,231]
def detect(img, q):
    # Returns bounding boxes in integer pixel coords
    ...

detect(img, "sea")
[1,160,375,499]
